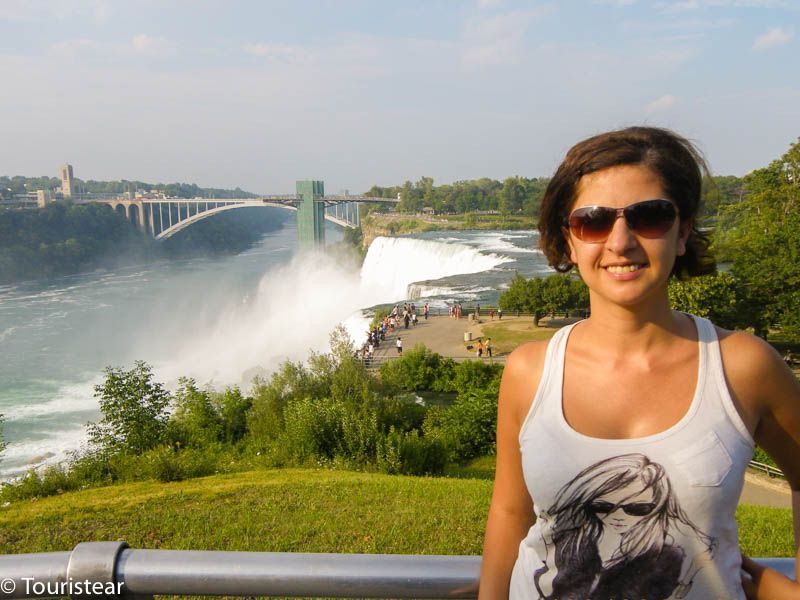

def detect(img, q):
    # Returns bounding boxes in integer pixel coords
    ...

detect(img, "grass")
[0,466,792,559]
[0,468,491,555]
[478,319,560,354]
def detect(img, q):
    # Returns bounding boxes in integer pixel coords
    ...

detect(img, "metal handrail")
[749,459,785,478]
[0,542,794,599]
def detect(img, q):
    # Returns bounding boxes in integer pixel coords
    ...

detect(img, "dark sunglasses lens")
[622,502,656,516]
[625,200,677,238]
[589,501,615,514]
[569,207,616,242]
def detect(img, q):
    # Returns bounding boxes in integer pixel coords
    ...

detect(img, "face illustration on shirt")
[589,481,656,536]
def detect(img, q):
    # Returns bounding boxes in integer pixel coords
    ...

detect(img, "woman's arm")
[478,342,546,599]
[721,331,800,598]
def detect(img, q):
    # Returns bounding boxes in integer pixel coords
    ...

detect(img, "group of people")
[475,337,493,359]
[358,302,433,366]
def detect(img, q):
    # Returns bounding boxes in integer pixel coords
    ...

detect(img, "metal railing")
[0,542,794,599]
[749,459,785,478]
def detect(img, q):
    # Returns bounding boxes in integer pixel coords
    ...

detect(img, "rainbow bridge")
[85,180,397,248]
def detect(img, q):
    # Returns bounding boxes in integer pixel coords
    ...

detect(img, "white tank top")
[509,315,754,600]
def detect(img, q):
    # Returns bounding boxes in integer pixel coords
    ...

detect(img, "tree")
[667,272,751,331]
[499,273,589,325]
[719,138,800,337]
[88,361,171,455]
[499,177,525,217]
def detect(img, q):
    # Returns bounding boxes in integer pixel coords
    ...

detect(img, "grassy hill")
[0,468,793,558]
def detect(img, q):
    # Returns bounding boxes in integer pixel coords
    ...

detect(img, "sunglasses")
[589,501,656,517]
[566,199,678,243]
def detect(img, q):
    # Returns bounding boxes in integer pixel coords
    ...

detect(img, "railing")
[0,542,794,599]
[749,460,785,478]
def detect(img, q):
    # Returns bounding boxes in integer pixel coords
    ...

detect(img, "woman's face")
[590,479,656,535]
[566,164,690,310]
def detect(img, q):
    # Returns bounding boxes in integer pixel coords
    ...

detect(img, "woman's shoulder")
[714,323,796,423]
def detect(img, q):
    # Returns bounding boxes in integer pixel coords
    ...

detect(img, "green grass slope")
[0,468,793,558]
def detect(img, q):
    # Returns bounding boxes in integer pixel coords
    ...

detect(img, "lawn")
[0,467,792,558]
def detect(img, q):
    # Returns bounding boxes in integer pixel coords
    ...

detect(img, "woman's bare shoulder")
[716,326,796,420]
[499,340,551,423]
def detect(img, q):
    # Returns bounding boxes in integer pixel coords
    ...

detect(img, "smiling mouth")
[604,264,646,274]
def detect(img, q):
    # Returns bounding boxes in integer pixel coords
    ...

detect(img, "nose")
[604,213,638,255]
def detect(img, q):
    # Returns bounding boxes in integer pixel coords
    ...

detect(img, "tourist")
[424,302,430,320]
[497,308,502,320]
[485,337,493,359]
[396,336,403,355]
[476,339,483,358]
[478,126,800,599]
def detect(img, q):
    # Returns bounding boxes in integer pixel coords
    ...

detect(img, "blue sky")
[1,0,798,194]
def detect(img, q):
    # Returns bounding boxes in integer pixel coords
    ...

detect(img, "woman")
[478,127,800,599]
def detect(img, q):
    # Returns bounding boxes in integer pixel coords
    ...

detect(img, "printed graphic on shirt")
[532,453,717,600]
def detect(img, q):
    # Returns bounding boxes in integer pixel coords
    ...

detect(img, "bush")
[88,361,171,455]
[169,378,222,447]
[425,384,499,462]
[379,345,456,392]
[377,428,447,476]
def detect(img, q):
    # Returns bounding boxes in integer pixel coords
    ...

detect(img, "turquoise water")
[0,224,549,478]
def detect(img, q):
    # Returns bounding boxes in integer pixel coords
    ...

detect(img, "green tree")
[720,138,800,337]
[88,361,171,455]
[499,177,525,217]
[169,378,222,447]
[667,272,752,331]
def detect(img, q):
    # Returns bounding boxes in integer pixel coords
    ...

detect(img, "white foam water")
[1,233,514,478]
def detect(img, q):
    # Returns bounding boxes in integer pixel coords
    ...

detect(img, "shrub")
[169,378,222,447]
[379,345,456,392]
[87,361,171,455]
[377,428,447,476]
[425,384,499,462]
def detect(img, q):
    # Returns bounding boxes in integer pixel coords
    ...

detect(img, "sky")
[1,0,798,195]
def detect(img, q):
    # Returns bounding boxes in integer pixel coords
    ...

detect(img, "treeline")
[497,137,800,340]
[1,329,502,502]
[0,203,290,284]
[0,175,256,200]
[365,175,744,217]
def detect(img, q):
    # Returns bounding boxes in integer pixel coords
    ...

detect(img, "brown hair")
[538,126,715,279]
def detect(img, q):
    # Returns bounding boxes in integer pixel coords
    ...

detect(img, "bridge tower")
[296,180,325,248]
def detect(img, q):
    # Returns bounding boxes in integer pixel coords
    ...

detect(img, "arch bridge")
[91,181,397,247]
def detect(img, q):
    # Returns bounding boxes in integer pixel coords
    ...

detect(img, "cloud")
[242,43,313,64]
[752,27,793,51]
[131,34,177,57]
[477,0,504,8]
[646,94,676,113]
[593,0,637,6]
[461,5,555,70]
[0,0,110,23]
[49,38,101,59]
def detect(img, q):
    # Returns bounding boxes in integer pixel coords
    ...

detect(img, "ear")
[676,219,692,257]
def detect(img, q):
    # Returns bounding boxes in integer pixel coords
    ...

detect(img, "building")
[36,190,52,208]
[60,164,74,198]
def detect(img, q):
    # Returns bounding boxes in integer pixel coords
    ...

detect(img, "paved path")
[369,315,793,509]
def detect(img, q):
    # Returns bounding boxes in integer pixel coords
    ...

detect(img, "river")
[0,219,552,479]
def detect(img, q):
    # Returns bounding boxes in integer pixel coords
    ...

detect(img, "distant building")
[60,164,74,198]
[36,190,52,208]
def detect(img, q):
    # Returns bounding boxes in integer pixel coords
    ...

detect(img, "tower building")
[60,164,74,198]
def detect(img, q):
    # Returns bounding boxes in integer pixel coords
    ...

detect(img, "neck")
[580,292,687,358]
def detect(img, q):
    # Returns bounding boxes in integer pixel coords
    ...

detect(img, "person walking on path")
[424,302,430,320]
[396,336,403,355]
[476,339,484,358]
[486,337,493,359]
